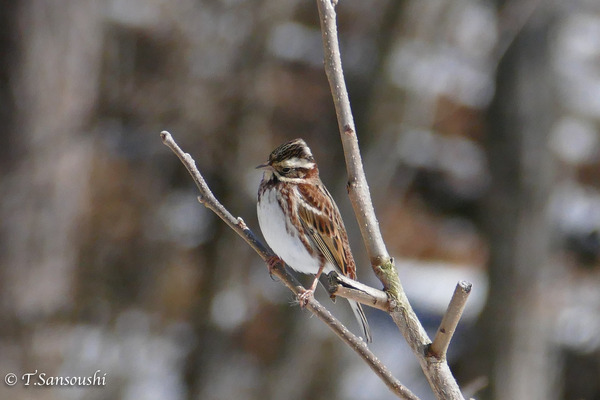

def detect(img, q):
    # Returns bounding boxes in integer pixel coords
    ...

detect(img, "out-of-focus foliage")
[0,1,599,400]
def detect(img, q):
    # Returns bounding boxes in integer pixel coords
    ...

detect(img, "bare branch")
[314,2,467,399]
[327,271,390,312]
[430,281,473,360]
[316,0,389,269]
[159,131,420,400]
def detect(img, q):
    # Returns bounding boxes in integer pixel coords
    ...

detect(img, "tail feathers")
[347,299,372,343]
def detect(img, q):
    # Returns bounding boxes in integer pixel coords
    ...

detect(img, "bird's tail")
[347,299,372,343]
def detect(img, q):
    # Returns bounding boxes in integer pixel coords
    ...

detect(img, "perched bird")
[257,138,372,342]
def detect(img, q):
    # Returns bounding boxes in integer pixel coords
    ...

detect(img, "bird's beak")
[256,163,270,170]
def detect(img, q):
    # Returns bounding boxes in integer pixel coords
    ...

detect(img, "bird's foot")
[297,288,315,308]
[266,255,284,277]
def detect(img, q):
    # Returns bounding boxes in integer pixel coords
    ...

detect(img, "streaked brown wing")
[296,182,356,279]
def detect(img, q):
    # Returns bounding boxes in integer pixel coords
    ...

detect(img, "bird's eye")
[281,167,291,174]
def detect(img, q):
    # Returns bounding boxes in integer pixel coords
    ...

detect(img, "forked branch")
[315,0,467,399]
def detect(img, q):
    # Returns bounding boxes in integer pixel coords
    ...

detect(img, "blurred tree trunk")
[0,0,100,319]
[0,0,20,344]
[478,2,560,399]
[0,0,18,168]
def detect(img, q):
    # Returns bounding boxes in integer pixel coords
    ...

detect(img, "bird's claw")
[297,289,314,308]
[266,255,284,277]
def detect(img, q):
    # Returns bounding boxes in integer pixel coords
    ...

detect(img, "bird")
[257,138,372,342]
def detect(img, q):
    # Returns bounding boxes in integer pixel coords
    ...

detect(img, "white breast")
[257,188,322,275]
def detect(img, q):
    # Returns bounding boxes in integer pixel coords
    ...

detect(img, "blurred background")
[0,0,599,399]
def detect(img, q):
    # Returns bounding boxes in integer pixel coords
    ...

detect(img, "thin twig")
[429,281,472,359]
[314,1,466,399]
[160,131,420,400]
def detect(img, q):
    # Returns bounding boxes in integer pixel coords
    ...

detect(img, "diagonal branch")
[159,131,420,400]
[315,1,467,399]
